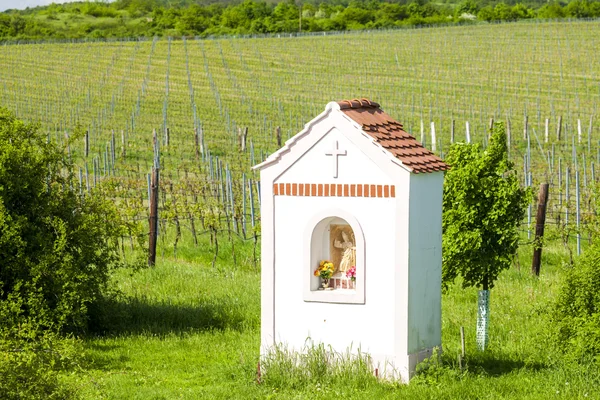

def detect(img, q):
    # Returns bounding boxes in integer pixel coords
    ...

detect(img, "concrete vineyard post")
[430,121,436,152]
[588,115,593,154]
[249,178,255,228]
[242,174,247,239]
[466,121,471,143]
[576,171,581,256]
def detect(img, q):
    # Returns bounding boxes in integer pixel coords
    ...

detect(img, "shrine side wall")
[406,172,444,354]
[272,195,400,359]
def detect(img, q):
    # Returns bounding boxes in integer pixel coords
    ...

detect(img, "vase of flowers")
[346,266,356,289]
[314,260,335,289]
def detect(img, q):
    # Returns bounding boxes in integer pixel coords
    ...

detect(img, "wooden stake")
[239,127,248,152]
[148,166,159,267]
[276,126,281,147]
[459,326,465,370]
[84,130,89,158]
[532,183,549,276]
[556,116,562,141]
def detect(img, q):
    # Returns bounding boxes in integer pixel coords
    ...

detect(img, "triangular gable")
[253,99,448,174]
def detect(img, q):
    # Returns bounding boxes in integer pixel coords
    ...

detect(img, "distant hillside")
[1,0,599,40]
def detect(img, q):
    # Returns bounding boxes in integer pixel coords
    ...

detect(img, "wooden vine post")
[194,127,200,161]
[276,126,282,147]
[531,183,549,276]
[149,130,160,267]
[148,166,160,267]
[84,130,89,158]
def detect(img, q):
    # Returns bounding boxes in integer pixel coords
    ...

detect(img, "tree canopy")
[1,0,599,40]
[442,122,530,291]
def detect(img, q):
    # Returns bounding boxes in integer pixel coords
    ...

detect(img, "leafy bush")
[0,108,128,397]
[0,332,79,400]
[553,244,600,363]
[0,108,126,334]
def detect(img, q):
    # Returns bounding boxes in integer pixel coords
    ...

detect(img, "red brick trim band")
[274,183,396,198]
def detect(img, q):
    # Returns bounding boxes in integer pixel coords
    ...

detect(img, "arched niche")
[303,209,366,304]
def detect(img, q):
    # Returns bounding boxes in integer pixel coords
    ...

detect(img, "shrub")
[553,244,600,363]
[0,108,128,397]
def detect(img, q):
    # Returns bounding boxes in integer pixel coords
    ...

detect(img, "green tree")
[494,2,515,21]
[442,122,529,349]
[455,0,479,18]
[477,5,496,21]
[537,2,566,18]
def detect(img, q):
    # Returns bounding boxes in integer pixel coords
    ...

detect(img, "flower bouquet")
[346,266,356,289]
[314,260,335,289]
[345,266,356,281]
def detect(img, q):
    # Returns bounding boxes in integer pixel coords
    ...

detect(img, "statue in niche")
[333,229,356,273]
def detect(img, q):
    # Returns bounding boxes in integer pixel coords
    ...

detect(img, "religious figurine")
[334,231,356,273]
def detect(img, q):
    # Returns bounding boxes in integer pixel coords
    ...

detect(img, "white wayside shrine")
[254,99,449,382]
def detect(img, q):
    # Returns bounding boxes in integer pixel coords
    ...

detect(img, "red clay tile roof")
[338,99,449,174]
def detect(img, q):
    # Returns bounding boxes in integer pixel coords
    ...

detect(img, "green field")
[1,20,599,231]
[2,20,600,398]
[57,236,600,399]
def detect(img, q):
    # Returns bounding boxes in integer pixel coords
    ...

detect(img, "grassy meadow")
[55,231,600,399]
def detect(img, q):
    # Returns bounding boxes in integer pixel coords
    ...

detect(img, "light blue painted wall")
[407,172,444,354]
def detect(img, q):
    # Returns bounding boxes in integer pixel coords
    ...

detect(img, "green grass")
[60,233,600,399]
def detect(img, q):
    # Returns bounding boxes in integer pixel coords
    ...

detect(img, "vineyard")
[1,19,600,260]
